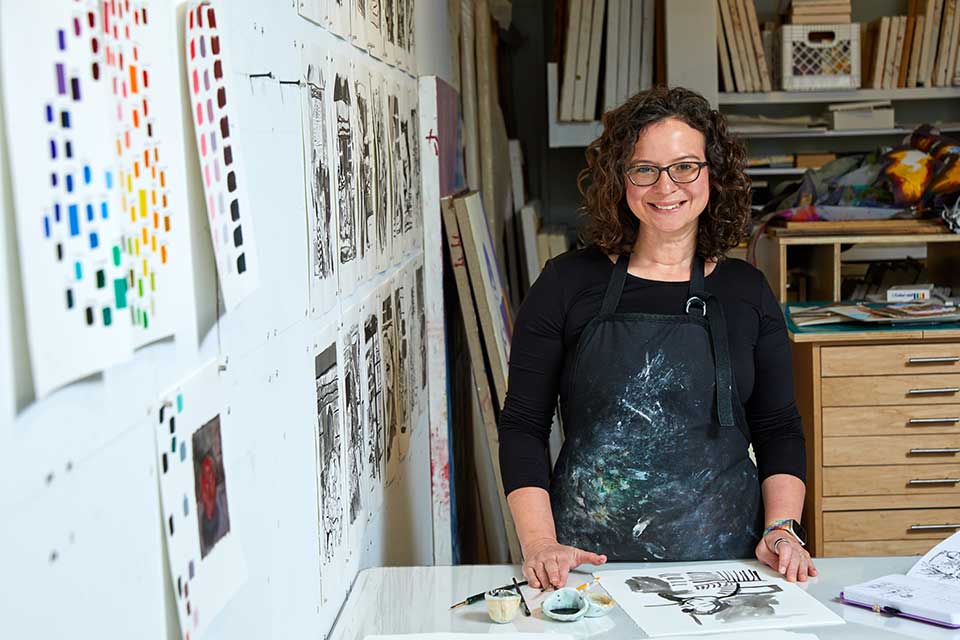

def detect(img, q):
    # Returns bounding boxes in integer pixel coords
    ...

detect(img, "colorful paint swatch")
[185,0,259,311]
[1,0,132,397]
[155,360,246,640]
[102,0,176,344]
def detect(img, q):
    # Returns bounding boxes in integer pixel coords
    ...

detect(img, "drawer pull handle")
[908,357,960,364]
[910,417,960,424]
[908,387,960,395]
[909,478,960,485]
[910,448,960,454]
[910,524,960,531]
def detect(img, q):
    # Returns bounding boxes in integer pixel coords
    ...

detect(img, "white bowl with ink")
[541,588,589,621]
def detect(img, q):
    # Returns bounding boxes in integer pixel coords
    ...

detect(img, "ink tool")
[541,587,589,621]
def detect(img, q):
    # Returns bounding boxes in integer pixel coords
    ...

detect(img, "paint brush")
[513,577,531,617]
[449,579,529,609]
[576,576,601,591]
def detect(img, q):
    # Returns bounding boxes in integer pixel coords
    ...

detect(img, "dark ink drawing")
[343,323,363,525]
[306,63,334,281]
[918,551,960,582]
[354,73,375,262]
[388,92,403,243]
[416,265,426,391]
[315,343,343,565]
[384,0,396,46]
[394,283,409,436]
[363,309,384,483]
[371,79,390,263]
[334,70,356,264]
[381,294,398,464]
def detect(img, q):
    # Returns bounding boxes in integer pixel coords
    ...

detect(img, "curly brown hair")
[577,86,751,260]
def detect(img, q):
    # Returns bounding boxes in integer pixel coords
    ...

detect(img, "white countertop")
[329,557,960,639]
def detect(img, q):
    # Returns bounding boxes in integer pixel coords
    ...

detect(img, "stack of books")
[716,0,773,92]
[790,301,960,327]
[787,0,852,25]
[862,0,960,89]
[557,0,656,122]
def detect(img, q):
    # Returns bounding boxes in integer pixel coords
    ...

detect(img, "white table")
[329,557,960,639]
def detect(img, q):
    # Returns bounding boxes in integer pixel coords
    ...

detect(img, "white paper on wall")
[185,0,260,312]
[378,277,401,485]
[596,564,844,637]
[154,360,247,640]
[297,0,329,28]
[302,50,339,318]
[386,81,403,265]
[359,289,386,517]
[1,0,133,398]
[370,72,392,274]
[353,61,376,283]
[338,301,366,568]
[351,0,368,47]
[313,321,348,604]
[365,0,385,59]
[328,0,353,40]
[392,265,412,462]
[381,0,400,67]
[405,82,422,256]
[332,59,359,296]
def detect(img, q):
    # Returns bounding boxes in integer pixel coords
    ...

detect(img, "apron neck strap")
[688,254,705,299]
[600,254,630,316]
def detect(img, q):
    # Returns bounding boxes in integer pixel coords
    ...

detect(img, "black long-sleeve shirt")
[498,246,806,495]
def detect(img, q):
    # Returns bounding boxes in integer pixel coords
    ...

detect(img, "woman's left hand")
[755,531,818,583]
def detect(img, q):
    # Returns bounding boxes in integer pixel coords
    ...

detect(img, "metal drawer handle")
[910,448,960,454]
[909,387,960,395]
[910,524,960,531]
[910,417,960,424]
[908,357,960,364]
[909,478,960,485]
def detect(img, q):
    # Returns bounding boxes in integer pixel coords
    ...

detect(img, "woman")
[498,86,815,591]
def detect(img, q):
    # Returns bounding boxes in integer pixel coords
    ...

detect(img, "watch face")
[792,520,807,545]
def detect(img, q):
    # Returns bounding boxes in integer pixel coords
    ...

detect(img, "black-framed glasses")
[625,161,709,187]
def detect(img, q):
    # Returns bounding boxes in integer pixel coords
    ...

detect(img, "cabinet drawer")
[823,463,960,496]
[823,434,960,466]
[822,343,960,377]
[824,508,960,541]
[822,540,939,557]
[821,374,960,407]
[823,405,960,436]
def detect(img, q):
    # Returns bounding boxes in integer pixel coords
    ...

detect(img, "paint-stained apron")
[550,254,763,561]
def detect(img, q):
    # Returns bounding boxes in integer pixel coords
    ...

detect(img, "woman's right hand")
[521,538,607,590]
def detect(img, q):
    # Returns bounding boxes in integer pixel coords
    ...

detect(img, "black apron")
[550,254,762,561]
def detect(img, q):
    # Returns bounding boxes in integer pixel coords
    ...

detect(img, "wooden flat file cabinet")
[792,331,960,557]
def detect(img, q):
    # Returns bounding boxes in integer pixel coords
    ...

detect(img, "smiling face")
[624,117,710,239]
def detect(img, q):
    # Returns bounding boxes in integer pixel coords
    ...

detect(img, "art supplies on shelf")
[825,100,895,130]
[842,530,960,628]
[887,282,935,301]
[789,300,960,327]
[787,0,852,25]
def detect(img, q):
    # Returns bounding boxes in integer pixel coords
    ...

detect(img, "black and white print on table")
[314,339,345,575]
[185,0,259,311]
[333,62,358,293]
[303,55,337,317]
[154,360,246,640]
[353,64,375,275]
[340,317,364,527]
[371,75,391,273]
[598,564,842,636]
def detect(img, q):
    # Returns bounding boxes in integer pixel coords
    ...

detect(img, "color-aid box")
[887,283,934,302]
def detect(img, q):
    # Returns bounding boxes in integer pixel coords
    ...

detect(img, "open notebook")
[842,532,960,628]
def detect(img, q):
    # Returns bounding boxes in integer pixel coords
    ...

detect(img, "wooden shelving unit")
[755,231,960,303]
[720,87,960,105]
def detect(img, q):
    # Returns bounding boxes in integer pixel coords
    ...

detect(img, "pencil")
[449,579,529,609]
[513,577,531,617]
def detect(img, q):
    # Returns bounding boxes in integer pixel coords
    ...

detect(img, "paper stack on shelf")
[788,0,852,25]
[826,100,895,130]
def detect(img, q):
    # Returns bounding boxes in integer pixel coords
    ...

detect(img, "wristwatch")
[763,519,807,546]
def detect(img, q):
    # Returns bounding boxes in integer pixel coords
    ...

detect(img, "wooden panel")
[822,539,938,557]
[821,374,960,407]
[823,463,960,496]
[809,243,840,301]
[821,343,960,377]
[792,342,823,555]
[823,493,960,511]
[823,404,960,436]
[770,219,949,235]
[824,508,960,541]
[823,434,960,466]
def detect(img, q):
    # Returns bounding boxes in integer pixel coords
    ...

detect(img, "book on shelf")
[603,0,620,112]
[842,531,960,629]
[558,0,582,121]
[572,0,593,120]
[580,0,606,121]
[748,154,796,167]
[795,152,836,168]
[898,0,918,87]
[718,0,747,92]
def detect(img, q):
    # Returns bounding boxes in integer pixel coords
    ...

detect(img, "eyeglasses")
[624,161,708,187]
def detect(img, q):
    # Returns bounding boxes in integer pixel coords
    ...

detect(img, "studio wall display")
[154,360,247,640]
[333,59,359,295]
[302,49,339,317]
[185,0,260,312]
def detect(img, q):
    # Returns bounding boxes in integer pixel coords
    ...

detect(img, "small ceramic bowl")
[584,591,615,617]
[541,587,589,622]
[485,588,521,624]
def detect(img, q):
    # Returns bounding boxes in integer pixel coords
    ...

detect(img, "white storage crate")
[775,23,861,91]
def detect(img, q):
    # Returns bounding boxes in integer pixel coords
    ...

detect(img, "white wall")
[0,0,452,638]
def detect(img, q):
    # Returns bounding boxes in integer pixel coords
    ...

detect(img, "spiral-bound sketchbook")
[842,531,960,628]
